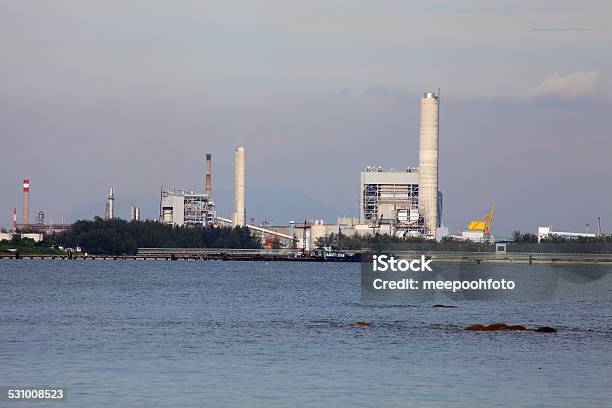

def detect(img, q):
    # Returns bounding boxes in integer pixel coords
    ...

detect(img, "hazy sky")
[1,1,611,235]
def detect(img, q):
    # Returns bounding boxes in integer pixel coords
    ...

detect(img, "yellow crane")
[467,203,495,238]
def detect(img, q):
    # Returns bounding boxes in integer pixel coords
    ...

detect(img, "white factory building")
[159,187,216,227]
[537,226,596,243]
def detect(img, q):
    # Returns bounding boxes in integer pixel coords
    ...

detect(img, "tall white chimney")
[232,147,246,226]
[105,187,115,220]
[418,92,439,238]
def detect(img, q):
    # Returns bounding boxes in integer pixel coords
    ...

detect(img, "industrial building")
[358,91,443,239]
[537,226,596,243]
[359,166,421,231]
[13,178,69,235]
[0,232,43,242]
[15,223,70,234]
[160,187,216,227]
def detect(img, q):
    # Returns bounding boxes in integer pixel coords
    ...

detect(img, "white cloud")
[528,70,606,100]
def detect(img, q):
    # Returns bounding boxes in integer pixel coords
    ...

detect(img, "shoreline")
[2,250,612,264]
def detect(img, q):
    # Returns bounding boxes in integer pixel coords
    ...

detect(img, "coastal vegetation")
[54,218,260,255]
[315,231,612,253]
[314,232,490,252]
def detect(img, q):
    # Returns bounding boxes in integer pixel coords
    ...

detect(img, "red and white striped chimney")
[22,178,30,226]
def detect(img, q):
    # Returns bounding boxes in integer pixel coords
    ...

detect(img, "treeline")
[315,231,612,253]
[511,231,539,243]
[314,232,418,250]
[55,217,260,255]
[314,232,490,252]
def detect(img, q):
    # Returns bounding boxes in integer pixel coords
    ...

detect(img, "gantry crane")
[467,203,495,238]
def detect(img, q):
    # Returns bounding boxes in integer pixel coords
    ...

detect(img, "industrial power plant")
[2,91,450,247]
[146,91,447,248]
[4,90,604,249]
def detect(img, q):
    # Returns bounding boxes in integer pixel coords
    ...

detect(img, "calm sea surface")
[1,260,611,407]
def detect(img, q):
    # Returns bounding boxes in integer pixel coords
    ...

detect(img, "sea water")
[1,261,611,407]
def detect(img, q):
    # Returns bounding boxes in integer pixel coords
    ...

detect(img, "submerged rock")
[534,326,557,333]
[482,323,508,331]
[464,323,555,332]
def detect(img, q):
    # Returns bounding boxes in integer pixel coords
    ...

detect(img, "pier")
[0,248,358,262]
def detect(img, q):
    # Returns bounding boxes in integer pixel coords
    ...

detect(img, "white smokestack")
[232,147,246,226]
[418,91,439,238]
[105,187,115,220]
[130,206,140,221]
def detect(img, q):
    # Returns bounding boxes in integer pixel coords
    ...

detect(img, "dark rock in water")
[354,321,370,327]
[433,304,458,308]
[465,323,554,332]
[534,326,557,333]
[483,323,508,331]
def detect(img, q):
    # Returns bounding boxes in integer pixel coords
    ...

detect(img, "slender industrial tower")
[205,153,212,198]
[418,92,439,238]
[22,178,30,225]
[232,147,246,226]
[130,206,140,221]
[105,187,115,220]
[12,208,17,232]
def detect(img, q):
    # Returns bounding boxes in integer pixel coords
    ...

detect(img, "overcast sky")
[1,1,611,235]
